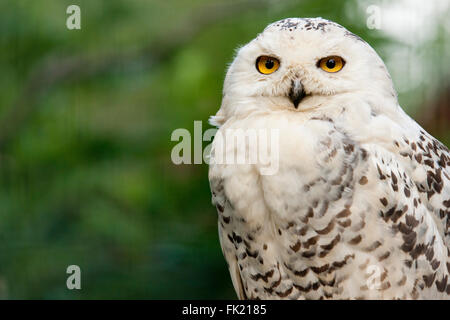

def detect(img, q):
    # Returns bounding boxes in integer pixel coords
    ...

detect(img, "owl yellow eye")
[318,56,345,73]
[256,56,280,74]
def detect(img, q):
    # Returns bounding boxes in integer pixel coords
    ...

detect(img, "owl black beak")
[289,79,305,109]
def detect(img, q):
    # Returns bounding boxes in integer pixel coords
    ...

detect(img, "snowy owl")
[208,18,450,300]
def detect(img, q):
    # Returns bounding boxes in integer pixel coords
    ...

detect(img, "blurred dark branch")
[0,0,269,149]
[417,84,450,139]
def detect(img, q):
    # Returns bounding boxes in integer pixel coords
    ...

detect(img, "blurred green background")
[0,0,448,299]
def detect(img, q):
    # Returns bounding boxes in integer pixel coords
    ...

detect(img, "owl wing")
[210,176,247,299]
[393,121,450,246]
[265,117,449,298]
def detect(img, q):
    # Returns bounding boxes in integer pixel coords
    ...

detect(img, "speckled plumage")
[209,18,450,300]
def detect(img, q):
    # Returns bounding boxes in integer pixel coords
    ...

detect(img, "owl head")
[211,18,398,126]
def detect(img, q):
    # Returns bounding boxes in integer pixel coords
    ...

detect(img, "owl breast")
[210,110,447,299]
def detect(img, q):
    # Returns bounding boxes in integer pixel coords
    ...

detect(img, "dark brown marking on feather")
[401,231,417,252]
[294,268,310,278]
[315,220,335,235]
[311,116,334,122]
[290,241,302,252]
[293,283,313,293]
[380,270,388,283]
[404,187,411,198]
[338,219,351,228]
[400,152,410,158]
[302,249,316,258]
[405,214,420,228]
[438,154,447,168]
[391,171,398,184]
[232,232,242,243]
[418,139,425,149]
[424,159,434,168]
[411,243,426,259]
[397,221,410,234]
[320,234,341,251]
[361,148,368,160]
[426,247,434,261]
[377,164,386,180]
[391,205,408,223]
[380,198,388,206]
[423,273,437,288]
[359,176,368,185]
[332,176,343,186]
[415,153,423,163]
[378,251,390,261]
[344,143,355,155]
[246,248,259,258]
[435,275,448,292]
[250,269,274,283]
[311,264,330,274]
[336,208,351,218]
[382,206,396,222]
[303,236,319,249]
[264,279,281,294]
[319,276,336,287]
[397,275,407,286]
[284,263,309,277]
[301,207,314,223]
[296,226,308,236]
[364,240,382,252]
[239,252,247,260]
[379,282,391,291]
[349,234,362,245]
[431,259,440,270]
[318,201,329,217]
